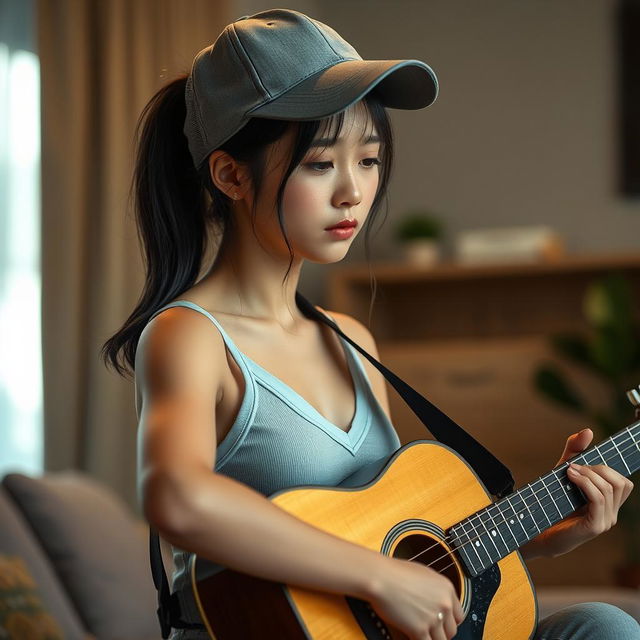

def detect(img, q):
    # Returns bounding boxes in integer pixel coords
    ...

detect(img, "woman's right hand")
[367,556,465,640]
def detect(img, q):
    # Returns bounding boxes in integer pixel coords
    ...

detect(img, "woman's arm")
[136,307,387,601]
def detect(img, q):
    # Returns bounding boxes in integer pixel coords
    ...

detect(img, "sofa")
[1,469,638,640]
[0,470,166,639]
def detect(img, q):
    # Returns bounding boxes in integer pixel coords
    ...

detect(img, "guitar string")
[410,433,640,569]
[395,430,639,572]
[419,431,640,582]
[405,435,640,572]
[403,450,639,579]
[441,428,640,558]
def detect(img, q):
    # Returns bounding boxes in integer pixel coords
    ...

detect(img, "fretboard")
[449,420,640,578]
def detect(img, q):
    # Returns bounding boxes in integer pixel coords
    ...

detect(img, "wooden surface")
[273,443,536,639]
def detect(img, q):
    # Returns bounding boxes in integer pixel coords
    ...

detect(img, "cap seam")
[190,57,210,149]
[228,22,270,99]
[248,57,359,112]
[307,17,349,61]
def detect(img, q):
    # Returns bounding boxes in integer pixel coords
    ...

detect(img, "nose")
[331,169,362,209]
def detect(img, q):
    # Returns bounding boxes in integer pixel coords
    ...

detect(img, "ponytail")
[101,74,218,379]
[102,76,395,380]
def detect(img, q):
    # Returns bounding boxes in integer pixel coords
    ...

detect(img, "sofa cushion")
[0,485,87,639]
[2,471,158,639]
[0,554,66,639]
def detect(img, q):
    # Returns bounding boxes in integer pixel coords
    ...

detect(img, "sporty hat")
[183,8,439,170]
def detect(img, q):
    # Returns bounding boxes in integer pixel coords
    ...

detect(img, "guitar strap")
[149,290,516,637]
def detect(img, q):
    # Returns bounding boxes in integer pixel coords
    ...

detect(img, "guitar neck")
[450,420,640,578]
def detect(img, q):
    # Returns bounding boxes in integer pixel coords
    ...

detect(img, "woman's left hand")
[531,428,635,559]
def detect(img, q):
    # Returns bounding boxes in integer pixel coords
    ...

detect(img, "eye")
[306,161,333,172]
[304,158,382,172]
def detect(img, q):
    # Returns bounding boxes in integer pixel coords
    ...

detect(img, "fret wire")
[484,507,509,557]
[501,497,529,543]
[551,467,583,512]
[445,427,640,572]
[450,523,481,576]
[492,500,521,548]
[592,440,623,474]
[591,443,606,465]
[611,438,631,475]
[511,491,539,538]
[472,518,495,567]
[460,518,491,569]
[478,512,501,560]
[540,474,564,521]
[487,501,517,551]
[521,484,546,531]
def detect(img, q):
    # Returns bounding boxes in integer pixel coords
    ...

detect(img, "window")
[0,0,42,474]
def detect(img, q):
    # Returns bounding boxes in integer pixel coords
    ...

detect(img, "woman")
[102,9,638,640]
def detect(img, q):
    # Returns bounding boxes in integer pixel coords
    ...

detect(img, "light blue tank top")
[144,299,401,633]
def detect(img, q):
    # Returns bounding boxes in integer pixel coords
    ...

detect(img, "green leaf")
[583,273,634,331]
[588,325,636,378]
[533,366,586,412]
[550,333,600,372]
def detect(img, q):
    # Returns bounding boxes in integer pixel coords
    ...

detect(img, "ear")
[208,151,250,199]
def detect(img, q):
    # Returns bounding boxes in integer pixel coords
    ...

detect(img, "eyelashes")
[304,158,382,172]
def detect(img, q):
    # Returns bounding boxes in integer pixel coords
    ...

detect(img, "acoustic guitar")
[189,419,640,639]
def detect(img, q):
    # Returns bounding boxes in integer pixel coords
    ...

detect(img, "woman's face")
[253,101,381,264]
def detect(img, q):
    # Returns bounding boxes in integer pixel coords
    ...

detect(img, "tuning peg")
[627,386,640,407]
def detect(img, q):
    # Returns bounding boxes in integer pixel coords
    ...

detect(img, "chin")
[299,245,353,265]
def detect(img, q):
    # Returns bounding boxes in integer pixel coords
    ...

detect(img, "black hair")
[101,73,395,379]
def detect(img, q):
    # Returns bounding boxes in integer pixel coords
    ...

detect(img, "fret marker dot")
[509,519,514,524]
[491,530,497,536]
[475,541,480,547]
[519,514,524,519]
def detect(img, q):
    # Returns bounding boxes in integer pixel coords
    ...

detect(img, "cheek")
[281,178,327,234]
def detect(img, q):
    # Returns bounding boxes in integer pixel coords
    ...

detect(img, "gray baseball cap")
[184,8,439,170]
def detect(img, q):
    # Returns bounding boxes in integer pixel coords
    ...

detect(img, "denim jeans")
[534,602,640,639]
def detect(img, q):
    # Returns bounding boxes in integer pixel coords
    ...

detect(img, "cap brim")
[247,59,438,120]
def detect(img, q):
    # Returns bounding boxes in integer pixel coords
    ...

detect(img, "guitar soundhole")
[391,533,462,597]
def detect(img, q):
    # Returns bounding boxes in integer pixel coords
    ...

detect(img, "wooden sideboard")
[327,252,640,587]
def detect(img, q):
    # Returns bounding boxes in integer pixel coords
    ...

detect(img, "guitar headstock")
[626,385,640,420]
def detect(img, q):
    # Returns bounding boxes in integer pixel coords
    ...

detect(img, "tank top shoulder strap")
[312,306,371,385]
[147,300,246,362]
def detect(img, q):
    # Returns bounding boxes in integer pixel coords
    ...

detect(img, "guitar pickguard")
[453,564,501,639]
[343,564,501,640]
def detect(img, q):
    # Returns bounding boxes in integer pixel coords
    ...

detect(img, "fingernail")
[568,466,579,475]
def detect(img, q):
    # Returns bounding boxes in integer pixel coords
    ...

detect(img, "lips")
[325,219,358,230]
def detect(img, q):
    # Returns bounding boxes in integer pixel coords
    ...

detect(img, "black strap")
[295,291,515,499]
[149,531,206,637]
[149,292,515,636]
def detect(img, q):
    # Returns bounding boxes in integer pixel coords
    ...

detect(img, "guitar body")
[190,440,537,639]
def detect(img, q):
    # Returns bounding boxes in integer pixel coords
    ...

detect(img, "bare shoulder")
[317,307,392,423]
[135,305,227,409]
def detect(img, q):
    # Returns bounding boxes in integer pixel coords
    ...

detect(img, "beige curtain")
[38,0,232,513]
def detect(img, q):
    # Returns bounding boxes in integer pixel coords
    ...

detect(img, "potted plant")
[395,210,444,266]
[532,272,640,586]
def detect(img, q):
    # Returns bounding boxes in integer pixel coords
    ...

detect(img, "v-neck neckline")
[154,299,370,452]
[239,342,369,453]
